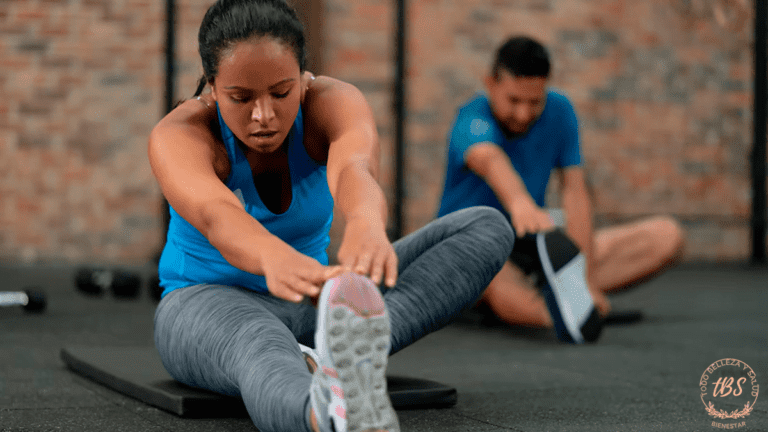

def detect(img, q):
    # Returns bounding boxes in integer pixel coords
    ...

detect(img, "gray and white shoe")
[310,272,400,432]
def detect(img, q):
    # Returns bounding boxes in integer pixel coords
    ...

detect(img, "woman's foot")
[309,272,400,432]
[300,343,318,373]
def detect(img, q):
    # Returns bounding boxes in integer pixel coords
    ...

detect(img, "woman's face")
[210,37,301,154]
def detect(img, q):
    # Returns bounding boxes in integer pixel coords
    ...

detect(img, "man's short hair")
[491,35,551,80]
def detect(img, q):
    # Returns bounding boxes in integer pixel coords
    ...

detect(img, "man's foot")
[310,272,400,432]
[535,229,604,343]
[589,287,612,318]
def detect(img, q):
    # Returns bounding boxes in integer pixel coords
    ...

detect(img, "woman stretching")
[149,0,515,431]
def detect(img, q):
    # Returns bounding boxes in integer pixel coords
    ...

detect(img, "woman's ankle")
[309,407,320,432]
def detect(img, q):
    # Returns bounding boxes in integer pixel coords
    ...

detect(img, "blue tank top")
[157,106,334,297]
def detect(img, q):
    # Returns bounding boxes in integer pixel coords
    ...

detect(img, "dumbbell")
[0,289,47,313]
[148,272,163,303]
[74,267,142,299]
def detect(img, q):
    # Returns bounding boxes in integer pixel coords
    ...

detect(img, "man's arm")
[465,142,553,237]
[558,166,594,269]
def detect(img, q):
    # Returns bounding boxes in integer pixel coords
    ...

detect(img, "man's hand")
[337,216,398,288]
[510,196,554,237]
[261,238,344,303]
[463,143,553,237]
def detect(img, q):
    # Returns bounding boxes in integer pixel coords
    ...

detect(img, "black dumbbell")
[148,272,163,303]
[0,289,47,313]
[74,267,142,299]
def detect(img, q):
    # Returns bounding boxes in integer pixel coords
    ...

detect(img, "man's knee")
[648,216,686,262]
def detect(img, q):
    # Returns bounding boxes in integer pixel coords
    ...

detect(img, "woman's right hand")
[261,238,344,303]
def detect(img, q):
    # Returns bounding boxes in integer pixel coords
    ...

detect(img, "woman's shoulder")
[302,74,360,105]
[150,94,230,180]
[300,74,357,155]
[301,74,370,129]
[152,95,218,137]
[181,94,217,120]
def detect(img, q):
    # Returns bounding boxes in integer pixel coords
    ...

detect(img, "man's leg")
[591,216,685,293]
[480,232,611,330]
[480,260,553,328]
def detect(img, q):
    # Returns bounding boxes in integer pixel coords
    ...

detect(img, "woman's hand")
[261,238,345,302]
[302,76,396,286]
[337,216,398,288]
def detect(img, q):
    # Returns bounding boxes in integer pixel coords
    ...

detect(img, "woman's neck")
[239,141,289,175]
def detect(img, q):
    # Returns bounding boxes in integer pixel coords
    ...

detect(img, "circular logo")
[469,118,490,137]
[700,358,759,420]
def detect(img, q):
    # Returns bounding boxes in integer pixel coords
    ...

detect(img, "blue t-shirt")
[437,90,581,218]
[158,106,335,297]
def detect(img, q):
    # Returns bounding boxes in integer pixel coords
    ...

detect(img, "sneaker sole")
[315,272,399,432]
[536,230,603,343]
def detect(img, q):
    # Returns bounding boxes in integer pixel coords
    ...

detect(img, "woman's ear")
[209,80,219,102]
[300,71,315,104]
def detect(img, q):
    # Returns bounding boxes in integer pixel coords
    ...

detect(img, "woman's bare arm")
[303,76,397,286]
[147,96,335,301]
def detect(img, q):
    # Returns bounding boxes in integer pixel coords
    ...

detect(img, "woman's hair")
[193,0,306,96]
[491,35,550,80]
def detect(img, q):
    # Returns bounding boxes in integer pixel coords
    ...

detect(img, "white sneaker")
[536,229,603,343]
[310,272,400,432]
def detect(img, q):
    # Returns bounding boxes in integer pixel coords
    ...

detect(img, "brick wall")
[399,0,757,261]
[0,0,165,265]
[320,0,395,259]
[0,0,762,264]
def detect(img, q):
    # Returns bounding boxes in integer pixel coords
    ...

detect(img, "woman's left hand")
[337,216,398,288]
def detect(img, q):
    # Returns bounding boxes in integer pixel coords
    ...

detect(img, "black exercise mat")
[61,346,456,417]
[604,309,644,325]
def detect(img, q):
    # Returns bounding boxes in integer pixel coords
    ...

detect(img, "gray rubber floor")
[1,263,766,432]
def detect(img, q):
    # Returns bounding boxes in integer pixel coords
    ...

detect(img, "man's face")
[484,70,547,136]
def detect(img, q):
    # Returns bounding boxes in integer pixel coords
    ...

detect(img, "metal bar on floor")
[393,0,407,240]
[752,0,767,264]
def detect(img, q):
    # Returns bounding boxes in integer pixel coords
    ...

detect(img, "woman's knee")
[460,206,515,250]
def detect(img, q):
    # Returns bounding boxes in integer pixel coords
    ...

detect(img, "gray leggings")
[154,206,514,432]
